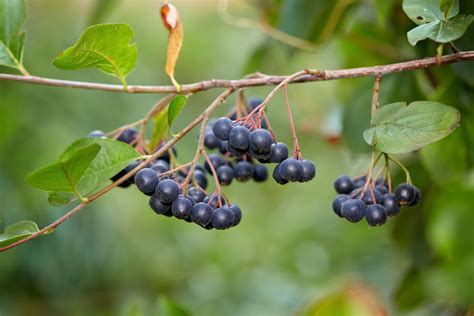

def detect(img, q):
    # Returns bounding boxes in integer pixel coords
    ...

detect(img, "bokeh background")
[1,0,473,315]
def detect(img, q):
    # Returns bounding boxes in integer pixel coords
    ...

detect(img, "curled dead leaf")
[160,3,183,91]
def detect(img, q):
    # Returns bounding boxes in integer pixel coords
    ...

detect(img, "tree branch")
[0,51,473,94]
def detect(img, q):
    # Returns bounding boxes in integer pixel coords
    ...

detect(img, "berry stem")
[388,155,412,184]
[371,74,382,118]
[202,150,223,207]
[283,84,302,159]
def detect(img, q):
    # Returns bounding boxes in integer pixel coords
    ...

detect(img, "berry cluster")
[203,98,316,186]
[331,175,421,226]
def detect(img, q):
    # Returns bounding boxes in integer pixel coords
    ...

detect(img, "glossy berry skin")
[203,194,226,209]
[229,204,242,226]
[248,97,263,110]
[193,170,208,189]
[88,130,106,138]
[111,169,131,188]
[408,187,422,206]
[353,176,367,188]
[361,190,383,205]
[134,168,159,195]
[191,202,214,227]
[216,165,234,186]
[204,132,221,149]
[334,175,354,194]
[253,165,268,182]
[151,159,170,174]
[204,154,225,174]
[341,199,366,223]
[117,128,138,144]
[382,193,400,216]
[395,183,416,205]
[234,161,253,181]
[299,160,316,182]
[149,194,171,215]
[228,126,251,150]
[188,187,206,203]
[332,194,349,217]
[219,141,228,155]
[375,185,388,195]
[171,197,193,219]
[272,164,288,185]
[279,158,303,182]
[269,143,289,163]
[226,142,246,157]
[211,207,235,230]
[212,117,234,141]
[365,204,387,226]
[249,129,273,154]
[250,147,271,161]
[156,179,180,204]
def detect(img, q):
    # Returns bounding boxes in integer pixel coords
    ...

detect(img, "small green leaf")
[0,0,26,69]
[407,15,473,46]
[150,108,169,151]
[27,144,101,194]
[48,192,76,206]
[168,95,188,127]
[363,101,461,153]
[371,102,407,125]
[440,0,458,19]
[403,0,458,25]
[60,138,141,196]
[53,24,137,86]
[0,220,40,247]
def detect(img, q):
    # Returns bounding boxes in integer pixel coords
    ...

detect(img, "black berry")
[226,142,247,157]
[188,187,206,203]
[193,170,208,189]
[156,179,180,204]
[149,194,171,215]
[299,159,316,182]
[229,204,242,226]
[211,207,235,230]
[228,126,250,150]
[212,117,233,141]
[171,197,193,219]
[217,165,234,186]
[269,143,289,163]
[191,202,214,227]
[117,128,138,144]
[334,175,354,194]
[279,158,303,182]
[365,204,387,226]
[382,193,400,216]
[272,164,288,185]
[408,187,422,206]
[204,154,225,174]
[234,161,253,181]
[332,194,349,217]
[253,165,268,182]
[134,168,159,195]
[395,183,416,205]
[204,132,221,149]
[249,129,272,154]
[341,199,366,223]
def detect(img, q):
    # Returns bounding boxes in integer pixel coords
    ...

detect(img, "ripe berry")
[341,199,366,223]
[253,165,268,182]
[375,185,388,195]
[250,147,271,160]
[299,160,316,182]
[191,202,214,227]
[332,194,349,217]
[408,187,422,206]
[204,132,221,149]
[361,190,383,205]
[212,117,234,141]
[353,176,367,188]
[171,197,193,219]
[149,194,171,215]
[88,130,106,138]
[272,164,288,185]
[216,165,234,186]
[203,194,226,209]
[188,187,206,203]
[156,179,180,204]
[226,142,246,157]
[117,128,138,144]
[154,145,178,163]
[211,207,235,230]
[248,97,262,110]
[234,161,253,181]
[395,183,416,205]
[382,193,400,216]
[228,126,250,150]
[219,141,228,155]
[151,159,170,174]
[134,168,159,195]
[279,158,303,182]
[111,168,131,188]
[229,204,242,226]
[269,143,289,163]
[204,154,225,173]
[365,204,387,226]
[193,170,208,189]
[249,129,272,154]
[334,175,354,194]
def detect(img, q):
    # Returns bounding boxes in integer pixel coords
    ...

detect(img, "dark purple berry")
[334,175,354,194]
[269,143,289,163]
[134,168,159,195]
[216,165,234,186]
[204,132,221,149]
[219,141,228,155]
[299,159,316,182]
[188,187,206,203]
[156,179,180,204]
[253,165,268,182]
[211,207,235,230]
[250,147,271,160]
[249,128,272,154]
[226,142,246,157]
[375,185,388,195]
[382,193,400,216]
[193,170,208,189]
[247,97,262,110]
[353,176,367,188]
[395,183,416,205]
[332,194,349,217]
[234,161,253,181]
[341,199,366,223]
[366,204,387,226]
[361,190,383,205]
[117,128,138,144]
[149,194,171,215]
[191,202,214,227]
[279,158,303,182]
[204,154,225,174]
[272,164,288,185]
[171,197,193,219]
[229,204,242,226]
[408,187,422,206]
[203,194,226,209]
[151,159,170,174]
[228,126,250,150]
[212,117,234,141]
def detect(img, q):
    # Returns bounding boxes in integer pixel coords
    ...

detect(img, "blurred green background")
[1,0,473,315]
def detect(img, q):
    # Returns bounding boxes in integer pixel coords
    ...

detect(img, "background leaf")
[150,107,170,151]
[53,24,137,86]
[403,0,458,25]
[167,95,188,127]
[363,101,461,153]
[407,15,474,46]
[88,0,121,24]
[156,297,191,316]
[0,220,39,247]
[27,144,101,194]
[0,0,26,69]
[440,0,459,18]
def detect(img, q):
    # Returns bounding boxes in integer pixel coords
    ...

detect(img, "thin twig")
[371,74,382,118]
[283,84,301,159]
[1,52,473,94]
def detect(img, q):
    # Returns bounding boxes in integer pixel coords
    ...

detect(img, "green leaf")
[394,268,428,311]
[53,24,137,86]
[60,138,140,197]
[168,95,188,127]
[0,0,26,69]
[156,297,191,316]
[88,0,121,24]
[440,0,458,18]
[150,107,169,151]
[363,101,461,153]
[403,0,458,25]
[407,15,474,46]
[48,192,76,206]
[371,102,406,125]
[0,220,39,247]
[27,144,101,194]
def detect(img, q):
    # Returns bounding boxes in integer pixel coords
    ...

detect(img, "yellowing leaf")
[160,3,183,91]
